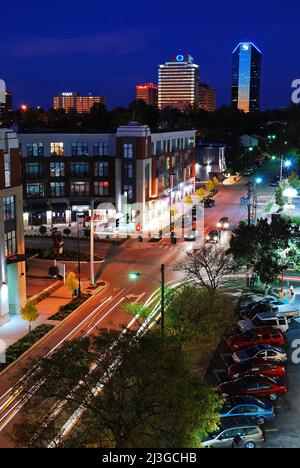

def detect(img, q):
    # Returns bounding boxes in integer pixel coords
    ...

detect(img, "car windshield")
[253,316,263,327]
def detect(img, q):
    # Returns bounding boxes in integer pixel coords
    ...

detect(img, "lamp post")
[169,170,175,235]
[76,213,82,297]
[129,264,165,335]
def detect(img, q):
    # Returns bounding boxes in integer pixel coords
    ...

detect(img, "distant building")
[0,128,26,324]
[158,53,199,110]
[53,92,106,113]
[136,83,158,107]
[199,83,216,112]
[240,134,264,149]
[0,80,13,124]
[232,42,262,113]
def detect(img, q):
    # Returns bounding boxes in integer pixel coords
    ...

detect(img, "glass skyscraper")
[231,42,262,113]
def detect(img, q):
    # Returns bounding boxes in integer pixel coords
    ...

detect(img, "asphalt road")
[0,159,280,448]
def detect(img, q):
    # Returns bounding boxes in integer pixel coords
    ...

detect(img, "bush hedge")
[49,294,90,321]
[0,324,54,370]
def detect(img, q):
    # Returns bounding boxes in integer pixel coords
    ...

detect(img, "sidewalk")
[0,280,105,349]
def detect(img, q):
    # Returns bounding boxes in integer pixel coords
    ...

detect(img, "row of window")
[3,196,15,221]
[5,230,16,257]
[25,162,110,178]
[152,137,194,156]
[26,181,110,198]
[25,142,109,157]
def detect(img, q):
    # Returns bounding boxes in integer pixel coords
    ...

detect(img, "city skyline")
[0,0,299,111]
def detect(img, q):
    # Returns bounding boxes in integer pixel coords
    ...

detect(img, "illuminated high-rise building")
[53,92,106,113]
[232,42,262,113]
[136,83,158,107]
[158,53,199,110]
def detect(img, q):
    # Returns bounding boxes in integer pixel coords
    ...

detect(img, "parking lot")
[205,295,300,448]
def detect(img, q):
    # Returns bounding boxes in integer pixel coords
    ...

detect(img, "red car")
[228,359,286,380]
[226,327,285,351]
[218,375,287,401]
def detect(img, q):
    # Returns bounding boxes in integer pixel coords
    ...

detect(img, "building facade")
[0,80,13,125]
[158,53,199,110]
[136,83,158,107]
[53,92,106,113]
[0,129,26,324]
[232,42,262,113]
[199,83,217,112]
[19,124,196,231]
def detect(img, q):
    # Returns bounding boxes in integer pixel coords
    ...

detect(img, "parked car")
[218,375,287,401]
[184,229,199,241]
[228,359,286,380]
[226,327,285,352]
[238,304,274,320]
[217,217,230,230]
[271,303,300,320]
[232,344,287,364]
[206,230,220,243]
[238,313,289,334]
[201,417,265,449]
[236,293,266,310]
[220,396,276,425]
[242,298,287,313]
[203,197,215,208]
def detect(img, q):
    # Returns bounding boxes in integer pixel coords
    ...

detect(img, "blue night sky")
[1,0,299,110]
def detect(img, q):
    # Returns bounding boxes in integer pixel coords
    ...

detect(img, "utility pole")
[90,200,95,286]
[160,264,165,336]
[77,214,82,297]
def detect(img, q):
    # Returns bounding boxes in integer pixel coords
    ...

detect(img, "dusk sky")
[1,0,300,110]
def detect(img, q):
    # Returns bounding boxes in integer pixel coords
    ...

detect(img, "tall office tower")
[53,92,78,112]
[76,95,106,113]
[0,128,27,324]
[136,83,158,106]
[158,53,199,110]
[232,42,262,113]
[199,83,217,112]
[53,92,106,113]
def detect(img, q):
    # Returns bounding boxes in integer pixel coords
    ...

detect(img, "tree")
[10,330,222,448]
[177,245,237,297]
[20,301,39,333]
[63,228,71,238]
[121,302,152,326]
[166,286,235,354]
[39,225,47,237]
[66,272,79,295]
[229,217,292,290]
[288,172,300,190]
[275,186,285,211]
[205,180,215,193]
[185,195,193,205]
[196,188,206,200]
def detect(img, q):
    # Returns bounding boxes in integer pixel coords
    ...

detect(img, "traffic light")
[116,218,120,229]
[136,223,141,232]
[192,205,197,221]
[126,213,130,224]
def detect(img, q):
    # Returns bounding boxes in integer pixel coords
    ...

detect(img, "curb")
[0,281,109,378]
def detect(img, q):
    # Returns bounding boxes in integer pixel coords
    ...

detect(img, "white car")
[238,313,289,334]
[232,345,287,364]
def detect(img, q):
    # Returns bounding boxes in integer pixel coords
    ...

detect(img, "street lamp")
[129,264,165,335]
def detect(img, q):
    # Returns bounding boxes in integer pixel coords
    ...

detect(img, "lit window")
[94,181,109,196]
[50,142,64,156]
[5,230,16,257]
[123,144,133,159]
